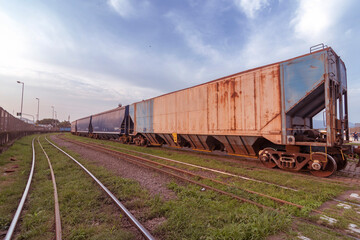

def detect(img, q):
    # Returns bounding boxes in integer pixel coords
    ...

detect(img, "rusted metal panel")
[153,85,208,134]
[187,86,207,133]
[153,91,177,133]
[135,100,153,133]
[149,64,282,145]
[207,64,282,144]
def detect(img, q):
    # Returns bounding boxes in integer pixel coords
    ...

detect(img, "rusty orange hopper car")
[72,45,349,177]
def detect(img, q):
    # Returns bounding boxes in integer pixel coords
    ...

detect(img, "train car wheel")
[310,153,337,177]
[259,148,277,168]
[332,154,347,171]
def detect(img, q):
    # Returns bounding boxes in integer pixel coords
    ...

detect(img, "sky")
[0,0,359,123]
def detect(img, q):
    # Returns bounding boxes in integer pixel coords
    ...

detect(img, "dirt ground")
[51,135,177,201]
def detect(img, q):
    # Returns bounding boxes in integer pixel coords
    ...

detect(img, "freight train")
[71,45,350,177]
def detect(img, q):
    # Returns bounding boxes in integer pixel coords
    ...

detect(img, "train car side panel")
[151,64,283,145]
[76,117,91,133]
[92,107,125,134]
[135,100,154,133]
[71,121,76,133]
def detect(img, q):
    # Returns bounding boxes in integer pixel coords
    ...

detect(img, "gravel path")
[51,135,177,201]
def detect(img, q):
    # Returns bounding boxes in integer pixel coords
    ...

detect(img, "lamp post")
[51,106,55,127]
[16,81,24,119]
[51,106,54,119]
[36,98,40,122]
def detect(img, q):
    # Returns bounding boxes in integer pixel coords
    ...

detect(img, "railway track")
[56,136,360,239]
[4,138,36,240]
[37,137,62,240]
[45,137,155,240]
[4,137,63,240]
[63,135,360,191]
[64,136,299,191]
[161,142,360,185]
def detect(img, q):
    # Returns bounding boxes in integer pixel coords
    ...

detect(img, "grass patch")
[156,181,291,240]
[62,133,352,214]
[48,134,296,239]
[37,136,141,239]
[3,133,352,239]
[292,221,353,240]
[0,135,35,233]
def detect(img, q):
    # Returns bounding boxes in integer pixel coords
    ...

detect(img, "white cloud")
[166,12,221,62]
[0,11,26,63]
[107,0,150,18]
[233,0,269,19]
[291,0,351,43]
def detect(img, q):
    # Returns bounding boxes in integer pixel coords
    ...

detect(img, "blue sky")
[0,0,359,123]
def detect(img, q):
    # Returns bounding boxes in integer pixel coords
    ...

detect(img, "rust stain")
[231,78,236,130]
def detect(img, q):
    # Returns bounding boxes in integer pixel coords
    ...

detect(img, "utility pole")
[51,106,55,128]
[17,81,24,119]
[36,98,40,122]
[51,106,54,119]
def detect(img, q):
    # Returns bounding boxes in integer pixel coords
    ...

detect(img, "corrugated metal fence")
[0,107,46,150]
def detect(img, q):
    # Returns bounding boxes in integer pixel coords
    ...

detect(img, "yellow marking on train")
[228,153,257,159]
[150,143,162,146]
[172,133,178,143]
[192,148,212,152]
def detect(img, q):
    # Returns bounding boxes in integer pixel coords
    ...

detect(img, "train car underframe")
[132,130,348,177]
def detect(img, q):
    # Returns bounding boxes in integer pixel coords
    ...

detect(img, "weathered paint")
[281,50,327,112]
[91,107,126,134]
[135,99,154,133]
[129,104,135,122]
[151,64,282,144]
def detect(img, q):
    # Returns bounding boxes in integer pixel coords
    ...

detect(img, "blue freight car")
[71,106,133,141]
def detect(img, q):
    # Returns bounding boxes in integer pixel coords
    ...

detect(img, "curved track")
[4,138,36,240]
[59,136,320,212]
[37,137,62,240]
[163,143,360,185]
[65,137,298,191]
[45,137,155,240]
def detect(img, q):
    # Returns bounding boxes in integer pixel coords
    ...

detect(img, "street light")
[16,81,24,119]
[51,106,54,119]
[51,106,55,127]
[36,98,40,122]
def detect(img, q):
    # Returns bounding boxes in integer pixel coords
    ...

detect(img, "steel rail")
[4,138,36,240]
[37,137,62,240]
[59,136,360,238]
[73,139,360,238]
[115,145,298,191]
[45,137,155,240]
[62,136,297,191]
[64,138,321,213]
[58,137,286,210]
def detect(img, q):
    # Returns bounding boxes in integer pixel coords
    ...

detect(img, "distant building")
[355,123,360,127]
